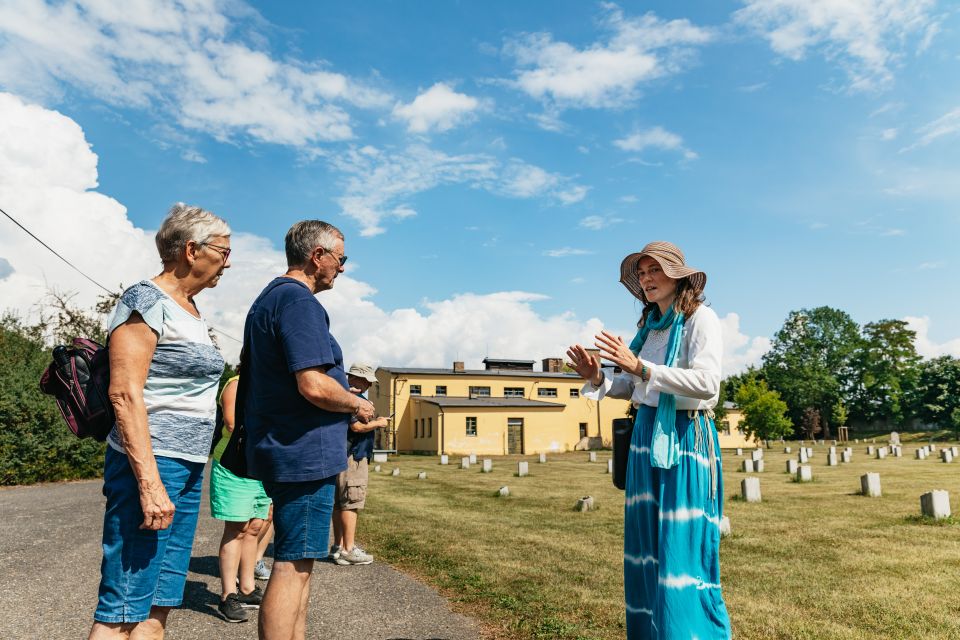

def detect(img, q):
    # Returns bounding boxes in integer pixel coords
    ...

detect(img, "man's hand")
[138,479,175,530]
[350,416,389,433]
[354,397,376,423]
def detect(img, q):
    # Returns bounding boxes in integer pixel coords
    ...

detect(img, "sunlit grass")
[361,438,960,639]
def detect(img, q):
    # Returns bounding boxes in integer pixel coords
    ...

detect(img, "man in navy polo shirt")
[243,220,375,640]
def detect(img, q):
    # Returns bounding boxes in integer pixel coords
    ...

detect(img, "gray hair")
[285,220,344,267]
[155,203,231,263]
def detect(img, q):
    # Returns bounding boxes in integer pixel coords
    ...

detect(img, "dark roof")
[379,367,581,379]
[482,357,535,365]
[723,401,738,410]
[415,396,566,409]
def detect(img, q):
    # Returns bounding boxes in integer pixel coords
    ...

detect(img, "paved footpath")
[0,476,482,640]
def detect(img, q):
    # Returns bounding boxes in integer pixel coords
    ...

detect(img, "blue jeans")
[94,447,204,623]
[263,477,336,561]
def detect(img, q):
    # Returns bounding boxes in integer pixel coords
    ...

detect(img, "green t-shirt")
[211,375,240,462]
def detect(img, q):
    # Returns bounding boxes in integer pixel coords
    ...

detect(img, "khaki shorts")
[335,456,368,510]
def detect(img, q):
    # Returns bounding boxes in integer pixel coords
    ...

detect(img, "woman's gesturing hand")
[566,344,602,386]
[594,331,642,376]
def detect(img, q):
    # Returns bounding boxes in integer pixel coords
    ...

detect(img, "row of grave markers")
[737,444,960,473]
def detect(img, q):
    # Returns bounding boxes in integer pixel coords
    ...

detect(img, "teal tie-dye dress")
[584,305,731,639]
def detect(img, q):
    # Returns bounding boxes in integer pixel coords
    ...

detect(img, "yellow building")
[372,358,631,455]
[717,402,758,449]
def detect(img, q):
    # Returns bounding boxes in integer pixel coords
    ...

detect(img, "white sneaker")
[337,545,373,565]
[254,559,271,580]
[328,544,341,562]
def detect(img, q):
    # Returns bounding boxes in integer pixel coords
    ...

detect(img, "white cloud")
[504,4,712,109]
[880,127,898,140]
[904,316,960,358]
[392,82,482,133]
[614,126,698,160]
[718,312,772,375]
[181,149,207,163]
[579,215,623,230]
[331,146,588,236]
[900,105,960,151]
[0,92,614,369]
[543,248,594,258]
[734,0,941,92]
[0,0,390,148]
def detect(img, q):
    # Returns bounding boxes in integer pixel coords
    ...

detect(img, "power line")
[0,205,242,344]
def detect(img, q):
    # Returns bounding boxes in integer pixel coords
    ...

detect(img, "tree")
[912,357,960,428]
[762,307,861,435]
[734,377,793,442]
[800,407,821,440]
[851,319,921,425]
[832,399,849,431]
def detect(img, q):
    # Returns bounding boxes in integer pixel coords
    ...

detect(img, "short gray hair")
[155,203,231,263]
[285,220,344,267]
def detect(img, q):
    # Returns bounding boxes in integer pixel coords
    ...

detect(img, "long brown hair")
[638,276,705,328]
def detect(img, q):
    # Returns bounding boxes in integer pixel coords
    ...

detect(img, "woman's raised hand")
[594,330,641,376]
[566,344,602,385]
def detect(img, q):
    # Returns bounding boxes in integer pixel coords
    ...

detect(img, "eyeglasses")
[202,242,231,262]
[321,247,348,267]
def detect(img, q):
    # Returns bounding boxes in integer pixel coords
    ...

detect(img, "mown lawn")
[361,439,960,640]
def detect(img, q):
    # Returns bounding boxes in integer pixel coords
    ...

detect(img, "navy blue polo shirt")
[243,277,349,483]
[347,392,375,462]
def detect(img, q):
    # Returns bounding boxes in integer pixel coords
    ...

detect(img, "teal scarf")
[629,306,685,469]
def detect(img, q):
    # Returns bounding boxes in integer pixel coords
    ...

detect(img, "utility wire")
[0,205,242,344]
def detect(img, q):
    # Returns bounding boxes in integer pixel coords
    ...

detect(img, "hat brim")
[348,370,378,383]
[619,251,707,303]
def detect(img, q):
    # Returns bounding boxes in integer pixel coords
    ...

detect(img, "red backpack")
[39,338,114,441]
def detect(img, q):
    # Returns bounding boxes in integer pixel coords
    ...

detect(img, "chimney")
[453,361,465,372]
[542,357,562,373]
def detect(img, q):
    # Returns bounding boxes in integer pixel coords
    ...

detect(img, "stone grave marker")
[736,448,743,456]
[952,446,959,458]
[517,461,529,477]
[786,459,798,474]
[941,450,953,463]
[417,471,427,480]
[797,465,813,482]
[469,453,477,464]
[576,496,595,512]
[827,452,838,466]
[798,450,809,464]
[498,486,510,497]
[755,460,765,473]
[751,450,763,462]
[607,459,613,474]
[893,446,902,458]
[890,431,901,445]
[920,491,951,519]
[373,453,388,463]
[482,459,493,473]
[538,453,547,463]
[741,477,761,502]
[841,451,852,463]
[461,457,470,470]
[829,446,837,456]
[784,446,792,454]
[860,472,881,497]
[876,447,887,460]
[742,460,754,473]
[589,451,597,463]
[916,449,926,460]
[391,468,400,477]
[867,446,875,455]
[807,447,814,457]
[374,465,381,473]
[440,455,449,465]
[719,516,731,537]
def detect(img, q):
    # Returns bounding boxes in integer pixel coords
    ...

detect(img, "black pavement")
[0,476,481,640]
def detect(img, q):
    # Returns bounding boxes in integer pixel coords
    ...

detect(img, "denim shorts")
[263,476,336,562]
[209,460,272,522]
[94,447,204,623]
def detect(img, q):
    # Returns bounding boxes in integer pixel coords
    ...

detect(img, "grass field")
[360,436,960,640]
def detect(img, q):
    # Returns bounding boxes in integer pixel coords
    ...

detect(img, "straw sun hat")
[619,241,707,304]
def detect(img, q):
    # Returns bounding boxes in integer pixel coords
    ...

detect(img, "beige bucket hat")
[619,241,707,304]
[347,362,377,383]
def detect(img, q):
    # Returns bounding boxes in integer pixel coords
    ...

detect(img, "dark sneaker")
[218,593,250,623]
[236,585,264,608]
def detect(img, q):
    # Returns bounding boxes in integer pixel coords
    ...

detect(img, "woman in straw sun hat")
[567,241,731,639]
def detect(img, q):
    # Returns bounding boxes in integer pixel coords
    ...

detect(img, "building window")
[466,417,477,436]
[579,422,588,438]
[503,387,524,397]
[469,386,491,398]
[722,420,731,436]
[538,387,558,398]
[569,388,580,398]
[435,385,447,396]
[410,385,421,396]
[414,419,420,438]
[428,417,433,438]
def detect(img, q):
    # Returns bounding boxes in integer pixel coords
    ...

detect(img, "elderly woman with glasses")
[89,203,231,640]
[567,241,731,640]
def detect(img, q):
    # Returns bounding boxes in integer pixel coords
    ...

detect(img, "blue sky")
[1,0,958,369]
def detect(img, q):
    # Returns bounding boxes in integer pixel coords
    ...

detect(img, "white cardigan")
[582,305,723,411]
